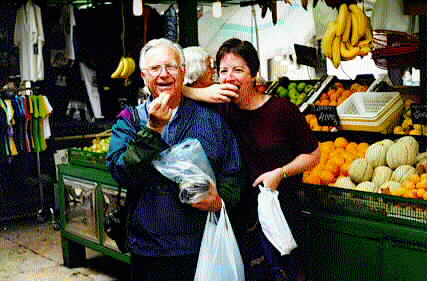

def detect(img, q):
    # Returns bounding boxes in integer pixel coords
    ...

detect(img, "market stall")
[2,0,426,280]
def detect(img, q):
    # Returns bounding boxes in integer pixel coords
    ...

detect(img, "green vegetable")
[277,86,289,98]
[297,82,306,92]
[288,82,297,90]
[289,88,299,99]
[304,84,313,93]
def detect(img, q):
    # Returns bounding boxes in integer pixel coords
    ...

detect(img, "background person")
[183,46,215,88]
[107,38,243,281]
[184,38,320,281]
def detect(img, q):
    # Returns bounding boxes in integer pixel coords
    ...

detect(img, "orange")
[423,192,427,200]
[357,142,369,153]
[416,189,426,199]
[334,137,349,148]
[346,142,358,152]
[325,161,340,177]
[332,156,345,167]
[320,170,335,185]
[415,182,427,189]
[340,162,352,177]
[402,181,415,190]
[406,174,420,184]
[304,174,322,185]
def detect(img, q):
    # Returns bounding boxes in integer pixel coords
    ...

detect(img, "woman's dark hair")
[216,38,259,77]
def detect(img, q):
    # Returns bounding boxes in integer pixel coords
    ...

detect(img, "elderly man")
[106,38,243,281]
[183,46,215,88]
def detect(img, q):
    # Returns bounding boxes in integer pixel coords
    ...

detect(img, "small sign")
[411,104,427,124]
[311,105,340,127]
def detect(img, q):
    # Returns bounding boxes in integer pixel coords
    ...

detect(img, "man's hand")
[192,190,222,212]
[148,93,172,133]
[205,83,239,103]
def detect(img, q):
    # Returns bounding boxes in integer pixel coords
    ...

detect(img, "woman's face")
[218,53,256,104]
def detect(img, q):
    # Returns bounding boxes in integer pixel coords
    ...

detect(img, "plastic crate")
[297,183,427,228]
[337,92,401,121]
[339,99,403,133]
[69,149,108,170]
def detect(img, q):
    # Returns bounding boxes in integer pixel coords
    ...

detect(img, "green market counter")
[56,164,426,280]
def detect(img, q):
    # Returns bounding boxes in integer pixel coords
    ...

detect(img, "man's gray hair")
[139,38,185,70]
[183,46,211,85]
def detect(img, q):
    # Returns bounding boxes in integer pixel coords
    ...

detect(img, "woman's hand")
[252,168,284,191]
[148,93,172,133]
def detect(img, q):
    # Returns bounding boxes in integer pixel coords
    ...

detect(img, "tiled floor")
[0,219,130,281]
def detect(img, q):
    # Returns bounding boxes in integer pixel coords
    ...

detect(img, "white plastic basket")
[337,92,401,121]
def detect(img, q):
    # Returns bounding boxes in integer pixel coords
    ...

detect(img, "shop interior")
[0,0,426,280]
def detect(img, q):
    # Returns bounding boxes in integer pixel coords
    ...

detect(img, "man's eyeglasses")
[144,64,182,76]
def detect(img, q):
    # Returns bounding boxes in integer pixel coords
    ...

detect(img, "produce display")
[111,56,136,79]
[322,3,374,68]
[273,81,315,106]
[305,113,338,132]
[392,98,427,136]
[69,137,111,170]
[303,136,427,200]
[313,81,368,107]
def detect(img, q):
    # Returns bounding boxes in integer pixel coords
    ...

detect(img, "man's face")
[141,46,185,104]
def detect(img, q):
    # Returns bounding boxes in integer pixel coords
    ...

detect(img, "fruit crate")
[304,74,375,109]
[266,76,326,109]
[69,149,108,171]
[297,183,427,228]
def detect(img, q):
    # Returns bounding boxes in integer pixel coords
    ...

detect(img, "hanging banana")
[111,57,126,79]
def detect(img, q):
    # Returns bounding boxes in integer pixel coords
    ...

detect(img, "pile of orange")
[389,173,427,200]
[314,82,368,107]
[303,137,369,186]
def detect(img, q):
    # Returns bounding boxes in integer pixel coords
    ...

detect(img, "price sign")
[311,105,340,127]
[411,104,427,124]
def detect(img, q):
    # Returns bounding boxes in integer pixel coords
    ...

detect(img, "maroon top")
[218,96,318,187]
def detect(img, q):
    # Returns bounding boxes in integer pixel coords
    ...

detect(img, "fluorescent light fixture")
[212,1,222,18]
[133,0,143,16]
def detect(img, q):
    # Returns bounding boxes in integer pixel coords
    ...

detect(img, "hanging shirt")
[60,4,76,60]
[80,62,103,119]
[14,0,45,81]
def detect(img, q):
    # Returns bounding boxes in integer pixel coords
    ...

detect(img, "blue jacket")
[106,97,242,256]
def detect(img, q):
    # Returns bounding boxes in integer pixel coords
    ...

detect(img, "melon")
[349,158,373,183]
[374,139,394,151]
[333,176,356,189]
[379,181,401,194]
[391,165,417,183]
[397,136,419,153]
[386,142,418,168]
[365,143,387,168]
[371,166,392,188]
[356,181,377,193]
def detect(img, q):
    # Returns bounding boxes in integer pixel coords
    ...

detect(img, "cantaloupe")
[365,143,387,168]
[397,136,419,154]
[391,165,417,183]
[349,158,373,183]
[379,181,401,194]
[356,181,377,193]
[371,166,392,188]
[374,139,394,151]
[333,176,356,189]
[386,142,418,168]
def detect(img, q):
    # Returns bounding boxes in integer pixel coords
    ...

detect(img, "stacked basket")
[337,92,403,133]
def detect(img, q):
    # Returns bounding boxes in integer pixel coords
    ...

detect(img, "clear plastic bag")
[152,138,216,204]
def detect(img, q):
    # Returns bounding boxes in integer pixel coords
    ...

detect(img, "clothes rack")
[0,85,51,222]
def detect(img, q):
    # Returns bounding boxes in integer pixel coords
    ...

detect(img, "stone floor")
[0,218,130,281]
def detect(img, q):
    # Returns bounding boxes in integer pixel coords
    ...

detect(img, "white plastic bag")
[152,138,216,204]
[194,203,245,281]
[257,185,298,256]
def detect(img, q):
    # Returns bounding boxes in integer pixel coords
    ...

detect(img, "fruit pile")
[304,135,427,200]
[81,137,111,154]
[303,137,368,185]
[275,82,314,106]
[314,81,368,107]
[392,98,427,136]
[322,3,374,68]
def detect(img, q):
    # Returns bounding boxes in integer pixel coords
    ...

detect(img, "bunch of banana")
[322,3,374,68]
[111,57,136,79]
